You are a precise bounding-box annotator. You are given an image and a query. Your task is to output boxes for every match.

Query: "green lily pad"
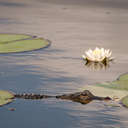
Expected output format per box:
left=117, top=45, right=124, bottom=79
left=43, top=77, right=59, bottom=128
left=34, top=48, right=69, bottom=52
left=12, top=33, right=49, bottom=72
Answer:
left=81, top=73, right=128, bottom=107
left=95, top=78, right=128, bottom=91
left=121, top=96, right=128, bottom=108
left=0, top=34, right=50, bottom=53
left=118, top=73, right=128, bottom=81
left=82, top=85, right=128, bottom=100
left=0, top=34, right=32, bottom=43
left=0, top=90, right=14, bottom=106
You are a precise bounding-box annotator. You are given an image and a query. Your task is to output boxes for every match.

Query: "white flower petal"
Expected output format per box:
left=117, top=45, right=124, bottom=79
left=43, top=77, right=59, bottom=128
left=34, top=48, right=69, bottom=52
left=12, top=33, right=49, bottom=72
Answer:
left=82, top=47, right=113, bottom=62
left=82, top=55, right=86, bottom=59
left=86, top=53, right=95, bottom=61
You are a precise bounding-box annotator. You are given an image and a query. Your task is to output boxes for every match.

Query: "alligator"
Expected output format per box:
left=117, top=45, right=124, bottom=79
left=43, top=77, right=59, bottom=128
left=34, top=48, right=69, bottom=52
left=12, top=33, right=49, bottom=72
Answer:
left=1, top=73, right=128, bottom=107
left=14, top=90, right=111, bottom=104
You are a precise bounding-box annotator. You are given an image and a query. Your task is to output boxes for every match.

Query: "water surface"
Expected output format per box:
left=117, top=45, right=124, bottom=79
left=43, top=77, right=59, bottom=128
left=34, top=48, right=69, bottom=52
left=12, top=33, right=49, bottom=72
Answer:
left=0, top=0, right=128, bottom=128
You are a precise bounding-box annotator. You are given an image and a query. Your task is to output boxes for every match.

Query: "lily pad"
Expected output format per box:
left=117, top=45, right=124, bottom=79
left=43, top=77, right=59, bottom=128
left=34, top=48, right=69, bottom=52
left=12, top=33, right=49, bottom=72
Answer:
left=0, top=90, right=14, bottom=106
left=121, top=96, right=128, bottom=108
left=95, top=77, right=128, bottom=91
left=82, top=85, right=128, bottom=100
left=0, top=34, right=32, bottom=43
left=0, top=34, right=50, bottom=53
left=81, top=73, right=128, bottom=107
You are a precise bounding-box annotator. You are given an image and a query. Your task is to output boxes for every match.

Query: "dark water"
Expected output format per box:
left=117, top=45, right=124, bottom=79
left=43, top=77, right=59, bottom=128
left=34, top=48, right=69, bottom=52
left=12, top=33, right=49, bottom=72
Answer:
left=0, top=0, right=128, bottom=128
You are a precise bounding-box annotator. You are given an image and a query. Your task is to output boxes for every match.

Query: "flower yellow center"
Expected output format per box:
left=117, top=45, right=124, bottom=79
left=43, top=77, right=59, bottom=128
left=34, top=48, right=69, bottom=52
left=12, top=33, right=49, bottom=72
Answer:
left=93, top=50, right=101, bottom=55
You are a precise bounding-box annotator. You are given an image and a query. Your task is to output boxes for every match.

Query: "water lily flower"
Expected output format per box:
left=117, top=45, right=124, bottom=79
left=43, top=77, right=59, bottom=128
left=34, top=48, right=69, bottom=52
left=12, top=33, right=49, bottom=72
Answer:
left=82, top=47, right=113, bottom=62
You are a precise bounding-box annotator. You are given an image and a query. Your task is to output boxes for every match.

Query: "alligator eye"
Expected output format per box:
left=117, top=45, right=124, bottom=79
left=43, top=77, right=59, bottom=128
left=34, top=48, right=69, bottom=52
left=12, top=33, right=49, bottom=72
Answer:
left=81, top=93, right=87, bottom=96
left=104, top=97, right=111, bottom=100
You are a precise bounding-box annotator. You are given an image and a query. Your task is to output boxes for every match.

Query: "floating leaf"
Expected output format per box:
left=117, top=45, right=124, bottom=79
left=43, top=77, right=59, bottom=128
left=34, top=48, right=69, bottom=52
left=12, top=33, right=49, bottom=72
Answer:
left=0, top=34, right=50, bottom=53
left=121, top=96, right=128, bottom=108
left=96, top=78, right=128, bottom=91
left=118, top=73, right=128, bottom=81
left=0, top=34, right=32, bottom=43
left=82, top=85, right=128, bottom=100
left=0, top=90, right=14, bottom=106
left=81, top=73, right=128, bottom=107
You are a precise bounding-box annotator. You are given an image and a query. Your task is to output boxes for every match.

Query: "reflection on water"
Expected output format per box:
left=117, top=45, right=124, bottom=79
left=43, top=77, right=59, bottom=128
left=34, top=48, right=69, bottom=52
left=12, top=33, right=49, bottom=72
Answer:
left=85, top=61, right=110, bottom=71
left=0, top=0, right=128, bottom=128
left=84, top=60, right=114, bottom=71
left=0, top=49, right=128, bottom=128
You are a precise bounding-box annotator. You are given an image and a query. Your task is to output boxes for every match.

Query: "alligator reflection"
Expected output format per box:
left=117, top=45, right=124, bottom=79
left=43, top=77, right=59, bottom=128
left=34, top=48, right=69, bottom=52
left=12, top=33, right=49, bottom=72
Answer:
left=15, top=90, right=111, bottom=105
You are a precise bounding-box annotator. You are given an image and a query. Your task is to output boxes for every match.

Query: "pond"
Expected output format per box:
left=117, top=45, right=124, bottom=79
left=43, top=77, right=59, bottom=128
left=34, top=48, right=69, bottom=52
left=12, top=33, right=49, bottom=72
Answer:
left=0, top=0, right=128, bottom=128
